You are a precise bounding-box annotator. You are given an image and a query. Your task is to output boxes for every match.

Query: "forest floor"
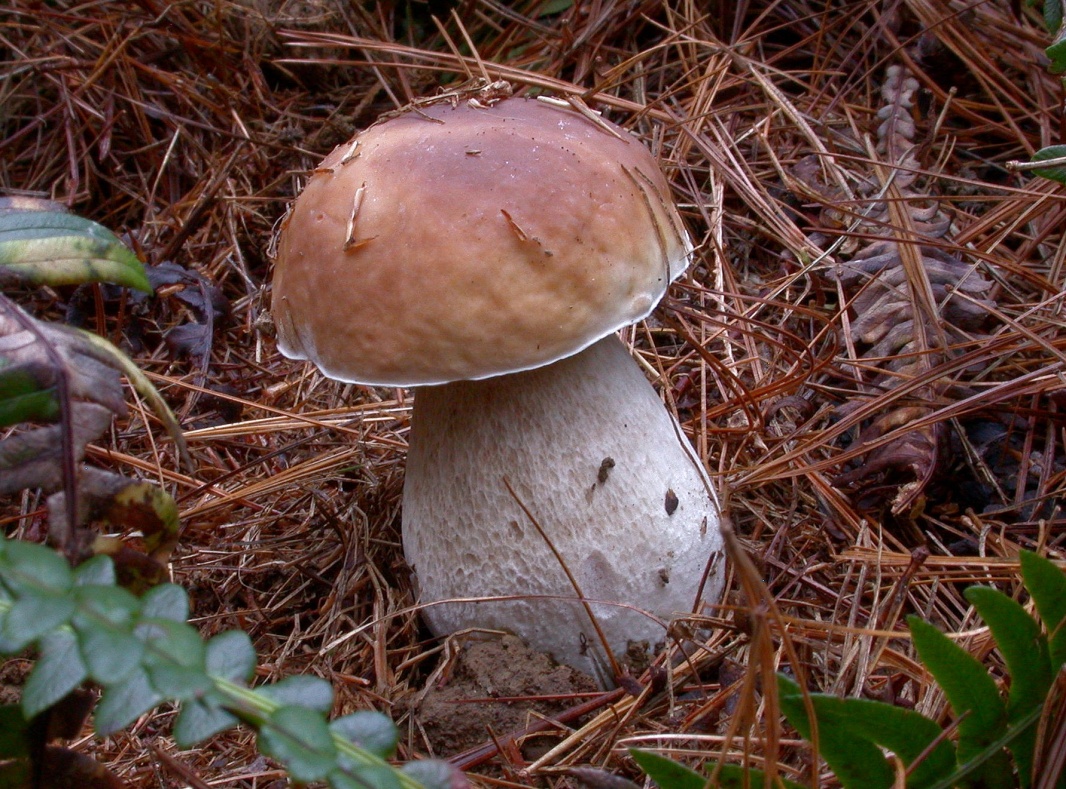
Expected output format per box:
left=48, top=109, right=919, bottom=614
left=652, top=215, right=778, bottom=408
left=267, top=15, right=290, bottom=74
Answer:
left=1, top=0, right=1064, bottom=786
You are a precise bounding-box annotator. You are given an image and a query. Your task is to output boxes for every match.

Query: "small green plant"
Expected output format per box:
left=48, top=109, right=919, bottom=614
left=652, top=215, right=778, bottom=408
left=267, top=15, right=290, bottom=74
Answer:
left=1044, top=0, right=1066, bottom=74
left=0, top=200, right=459, bottom=788
left=1009, top=2, right=1066, bottom=181
left=0, top=537, right=454, bottom=789
left=632, top=550, right=1066, bottom=789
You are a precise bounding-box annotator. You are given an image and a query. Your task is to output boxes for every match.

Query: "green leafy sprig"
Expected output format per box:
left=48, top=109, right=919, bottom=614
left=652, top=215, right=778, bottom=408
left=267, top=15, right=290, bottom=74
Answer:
left=632, top=550, right=1066, bottom=789
left=0, top=535, right=456, bottom=789
left=1008, top=2, right=1066, bottom=181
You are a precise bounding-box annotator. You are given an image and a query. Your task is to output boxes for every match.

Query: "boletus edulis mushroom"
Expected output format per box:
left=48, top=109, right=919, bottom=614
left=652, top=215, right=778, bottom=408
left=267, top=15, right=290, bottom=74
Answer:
left=271, top=83, right=724, bottom=683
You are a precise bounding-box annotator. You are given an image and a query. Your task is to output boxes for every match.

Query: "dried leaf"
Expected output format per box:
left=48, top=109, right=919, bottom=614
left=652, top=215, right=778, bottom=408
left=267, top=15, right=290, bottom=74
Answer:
left=0, top=294, right=190, bottom=473
left=47, top=468, right=178, bottom=591
left=145, top=260, right=227, bottom=319
left=37, top=746, right=130, bottom=789
left=0, top=402, right=113, bottom=495
left=806, top=65, right=997, bottom=511
left=0, top=300, right=128, bottom=419
left=164, top=321, right=213, bottom=365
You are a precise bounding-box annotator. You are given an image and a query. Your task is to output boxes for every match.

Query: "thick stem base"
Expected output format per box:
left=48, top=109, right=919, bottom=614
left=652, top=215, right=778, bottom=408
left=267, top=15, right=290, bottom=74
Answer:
left=403, top=335, right=724, bottom=682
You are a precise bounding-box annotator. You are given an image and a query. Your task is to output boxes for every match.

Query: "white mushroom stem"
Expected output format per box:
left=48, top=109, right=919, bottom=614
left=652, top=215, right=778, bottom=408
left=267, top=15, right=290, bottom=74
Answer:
left=402, top=335, right=724, bottom=683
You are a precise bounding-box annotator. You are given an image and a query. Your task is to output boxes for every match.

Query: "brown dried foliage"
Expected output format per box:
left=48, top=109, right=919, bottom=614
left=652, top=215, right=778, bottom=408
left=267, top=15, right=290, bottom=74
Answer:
left=794, top=64, right=999, bottom=515
left=1, top=0, right=1064, bottom=786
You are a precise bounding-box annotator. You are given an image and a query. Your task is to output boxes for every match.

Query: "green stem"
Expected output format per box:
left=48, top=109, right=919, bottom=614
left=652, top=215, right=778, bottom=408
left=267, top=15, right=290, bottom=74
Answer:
left=210, top=677, right=423, bottom=789
left=0, top=565, right=424, bottom=789
left=925, top=704, right=1044, bottom=789
left=73, top=327, right=192, bottom=472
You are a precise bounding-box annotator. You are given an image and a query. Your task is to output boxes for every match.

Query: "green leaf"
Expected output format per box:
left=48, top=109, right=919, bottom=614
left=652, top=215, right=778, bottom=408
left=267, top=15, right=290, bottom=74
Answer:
left=331, top=765, right=403, bottom=789
left=0, top=363, right=59, bottom=427
left=205, top=630, right=257, bottom=683
left=70, top=584, right=144, bottom=683
left=966, top=585, right=1052, bottom=788
left=258, top=675, right=334, bottom=713
left=537, top=0, right=574, bottom=15
left=331, top=710, right=399, bottom=760
left=94, top=667, right=162, bottom=735
left=629, top=749, right=706, bottom=789
left=966, top=589, right=1054, bottom=706
left=146, top=662, right=213, bottom=702
left=140, top=584, right=189, bottom=622
left=73, top=584, right=141, bottom=628
left=908, top=616, right=1013, bottom=788
left=0, top=614, right=12, bottom=655
left=0, top=705, right=29, bottom=759
left=924, top=702, right=1046, bottom=789
left=400, top=760, right=467, bottom=789
left=1049, top=26, right=1066, bottom=73
left=908, top=616, right=1006, bottom=740
left=173, top=696, right=239, bottom=748
left=777, top=675, right=894, bottom=789
left=258, top=704, right=338, bottom=783
left=75, top=622, right=144, bottom=685
left=1020, top=550, right=1066, bottom=668
left=73, top=555, right=116, bottom=587
left=1, top=591, right=76, bottom=651
left=0, top=540, right=73, bottom=596
left=137, top=618, right=209, bottom=700
left=777, top=674, right=955, bottom=787
left=0, top=210, right=151, bottom=292
left=136, top=618, right=204, bottom=661
left=1047, top=0, right=1065, bottom=35
left=22, top=630, right=88, bottom=718
left=712, top=764, right=807, bottom=789
left=1030, top=145, right=1066, bottom=183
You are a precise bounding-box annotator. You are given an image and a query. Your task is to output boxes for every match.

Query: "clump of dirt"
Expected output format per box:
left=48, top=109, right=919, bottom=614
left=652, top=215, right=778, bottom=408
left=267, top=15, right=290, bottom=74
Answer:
left=410, top=634, right=599, bottom=759
left=0, top=660, right=29, bottom=707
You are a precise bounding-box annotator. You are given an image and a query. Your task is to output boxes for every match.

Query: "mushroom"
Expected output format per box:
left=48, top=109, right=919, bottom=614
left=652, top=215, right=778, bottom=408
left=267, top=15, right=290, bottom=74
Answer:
left=272, top=86, right=724, bottom=682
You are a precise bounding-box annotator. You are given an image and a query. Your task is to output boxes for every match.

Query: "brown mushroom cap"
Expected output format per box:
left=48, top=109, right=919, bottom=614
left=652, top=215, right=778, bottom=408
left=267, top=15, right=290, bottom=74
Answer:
left=272, top=94, right=691, bottom=386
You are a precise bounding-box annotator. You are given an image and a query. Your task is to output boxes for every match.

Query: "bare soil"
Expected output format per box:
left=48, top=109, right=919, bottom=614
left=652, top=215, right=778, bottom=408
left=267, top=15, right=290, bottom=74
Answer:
left=407, top=634, right=599, bottom=759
